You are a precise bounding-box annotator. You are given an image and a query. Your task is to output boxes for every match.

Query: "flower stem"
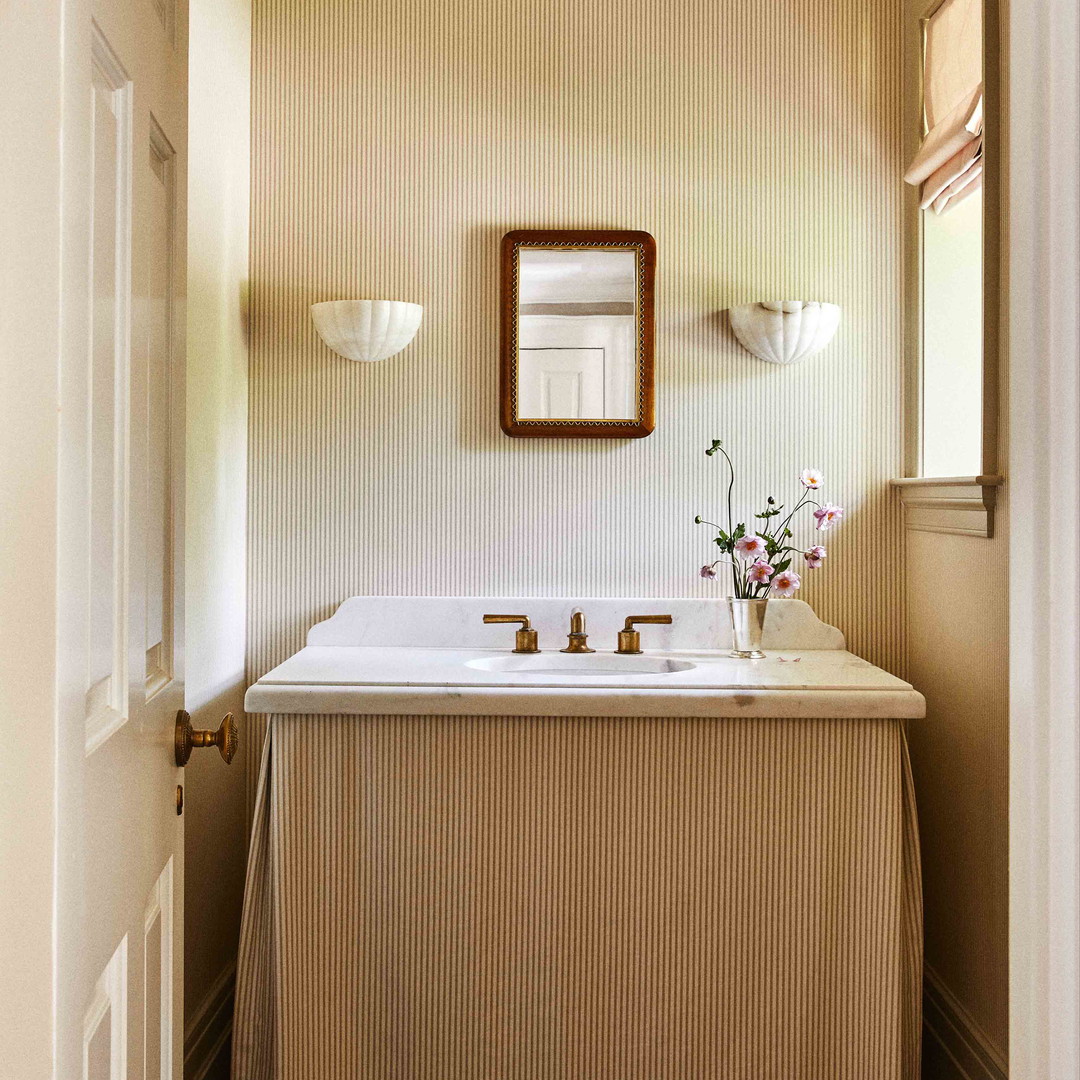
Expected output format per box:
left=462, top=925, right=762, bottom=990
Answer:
left=776, top=489, right=811, bottom=537
left=714, top=444, right=739, bottom=597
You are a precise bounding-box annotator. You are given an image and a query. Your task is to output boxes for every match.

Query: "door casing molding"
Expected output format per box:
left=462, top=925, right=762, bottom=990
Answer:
left=1008, top=0, right=1080, bottom=1073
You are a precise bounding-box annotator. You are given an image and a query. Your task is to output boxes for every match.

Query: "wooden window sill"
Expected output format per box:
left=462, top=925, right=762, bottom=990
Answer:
left=890, top=475, right=1004, bottom=538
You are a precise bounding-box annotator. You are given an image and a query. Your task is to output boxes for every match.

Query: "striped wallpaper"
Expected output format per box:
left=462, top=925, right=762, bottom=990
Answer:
left=248, top=0, right=905, bottom=686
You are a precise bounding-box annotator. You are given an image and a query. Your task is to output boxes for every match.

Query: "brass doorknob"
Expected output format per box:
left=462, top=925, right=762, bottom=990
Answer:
left=175, top=710, right=238, bottom=767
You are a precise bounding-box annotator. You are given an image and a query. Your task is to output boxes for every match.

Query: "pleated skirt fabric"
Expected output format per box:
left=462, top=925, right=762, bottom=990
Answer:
left=233, top=715, right=922, bottom=1080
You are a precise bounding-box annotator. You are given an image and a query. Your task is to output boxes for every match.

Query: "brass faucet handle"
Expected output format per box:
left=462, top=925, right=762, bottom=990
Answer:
left=622, top=615, right=673, bottom=630
left=616, top=614, right=674, bottom=654
left=482, top=614, right=540, bottom=654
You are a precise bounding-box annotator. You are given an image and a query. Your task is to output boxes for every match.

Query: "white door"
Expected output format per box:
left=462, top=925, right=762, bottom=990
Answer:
left=517, top=347, right=605, bottom=418
left=57, top=0, right=189, bottom=1076
left=517, top=314, right=638, bottom=419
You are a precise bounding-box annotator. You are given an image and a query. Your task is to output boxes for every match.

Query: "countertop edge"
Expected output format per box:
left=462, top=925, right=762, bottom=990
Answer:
left=244, top=684, right=927, bottom=720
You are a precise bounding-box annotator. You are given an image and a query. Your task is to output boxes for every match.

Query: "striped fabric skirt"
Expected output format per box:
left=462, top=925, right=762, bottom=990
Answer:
left=233, top=714, right=922, bottom=1080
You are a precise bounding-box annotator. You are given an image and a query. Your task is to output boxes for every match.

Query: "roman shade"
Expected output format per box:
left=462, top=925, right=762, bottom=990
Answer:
left=905, top=0, right=983, bottom=214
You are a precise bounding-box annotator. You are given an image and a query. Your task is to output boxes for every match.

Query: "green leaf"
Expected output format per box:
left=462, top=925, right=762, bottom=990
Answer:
left=774, top=558, right=792, bottom=574
left=733, top=523, right=746, bottom=540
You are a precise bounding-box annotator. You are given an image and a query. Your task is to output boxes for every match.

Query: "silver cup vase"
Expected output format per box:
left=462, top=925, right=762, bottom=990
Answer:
left=726, top=597, right=768, bottom=659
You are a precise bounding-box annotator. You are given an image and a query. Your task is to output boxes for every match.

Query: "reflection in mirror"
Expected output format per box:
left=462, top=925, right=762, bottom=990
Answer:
left=500, top=231, right=655, bottom=439
left=517, top=248, right=638, bottom=421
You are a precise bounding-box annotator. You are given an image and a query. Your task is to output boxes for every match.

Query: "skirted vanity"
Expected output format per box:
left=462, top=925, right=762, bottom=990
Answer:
left=233, top=597, right=924, bottom=1080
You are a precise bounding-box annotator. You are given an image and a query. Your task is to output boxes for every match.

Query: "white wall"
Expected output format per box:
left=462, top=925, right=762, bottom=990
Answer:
left=0, top=3, right=63, bottom=1076
left=906, top=514, right=1009, bottom=1074
left=1008, top=0, right=1080, bottom=1073
left=184, top=0, right=250, bottom=1072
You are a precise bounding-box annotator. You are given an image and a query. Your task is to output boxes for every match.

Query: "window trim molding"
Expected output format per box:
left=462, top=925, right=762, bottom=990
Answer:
left=891, top=474, right=1004, bottom=538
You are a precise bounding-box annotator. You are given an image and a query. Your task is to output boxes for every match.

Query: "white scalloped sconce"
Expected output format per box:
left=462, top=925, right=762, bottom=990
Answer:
left=728, top=300, right=841, bottom=365
left=310, top=299, right=423, bottom=362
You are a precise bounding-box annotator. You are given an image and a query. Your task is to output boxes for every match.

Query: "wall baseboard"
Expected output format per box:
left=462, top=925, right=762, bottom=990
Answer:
left=184, top=961, right=236, bottom=1080
left=923, top=967, right=1008, bottom=1080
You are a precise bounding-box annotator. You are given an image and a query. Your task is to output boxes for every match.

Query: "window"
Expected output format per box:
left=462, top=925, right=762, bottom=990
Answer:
left=921, top=184, right=982, bottom=477
left=894, top=0, right=1001, bottom=536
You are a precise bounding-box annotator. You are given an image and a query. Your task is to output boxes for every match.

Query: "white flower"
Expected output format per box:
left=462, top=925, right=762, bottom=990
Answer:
left=771, top=570, right=802, bottom=598
left=747, top=559, right=775, bottom=584
left=813, top=503, right=844, bottom=531
left=734, top=534, right=768, bottom=561
left=800, top=468, right=824, bottom=490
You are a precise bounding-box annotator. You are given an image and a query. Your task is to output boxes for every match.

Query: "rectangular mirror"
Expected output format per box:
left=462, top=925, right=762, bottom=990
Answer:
left=500, top=230, right=655, bottom=438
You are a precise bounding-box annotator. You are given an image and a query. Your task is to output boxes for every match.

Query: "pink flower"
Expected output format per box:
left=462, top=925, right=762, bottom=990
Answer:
left=800, top=468, right=824, bottom=490
left=734, top=534, right=768, bottom=561
left=804, top=545, right=826, bottom=569
left=747, top=559, right=775, bottom=584
left=771, top=570, right=802, bottom=598
left=700, top=564, right=718, bottom=579
left=813, top=503, right=844, bottom=531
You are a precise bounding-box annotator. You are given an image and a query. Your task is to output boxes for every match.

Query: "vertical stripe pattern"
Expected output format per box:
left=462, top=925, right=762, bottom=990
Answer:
left=244, top=2, right=915, bottom=1075
left=234, top=715, right=922, bottom=1080
left=247, top=0, right=907, bottom=753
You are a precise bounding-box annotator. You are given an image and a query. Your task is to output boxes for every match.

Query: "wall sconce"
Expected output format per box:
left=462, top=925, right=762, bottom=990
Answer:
left=728, top=300, right=841, bottom=365
left=310, top=299, right=423, bottom=362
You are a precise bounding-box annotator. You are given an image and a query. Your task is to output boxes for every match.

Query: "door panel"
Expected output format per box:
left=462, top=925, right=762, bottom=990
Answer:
left=86, top=28, right=133, bottom=756
left=518, top=348, right=604, bottom=418
left=65, top=0, right=188, bottom=1076
left=143, top=119, right=178, bottom=699
left=83, top=939, right=128, bottom=1080
left=143, top=859, right=174, bottom=1080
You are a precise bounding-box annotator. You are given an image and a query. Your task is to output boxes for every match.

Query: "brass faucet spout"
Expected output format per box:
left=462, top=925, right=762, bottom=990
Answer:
left=561, top=607, right=595, bottom=654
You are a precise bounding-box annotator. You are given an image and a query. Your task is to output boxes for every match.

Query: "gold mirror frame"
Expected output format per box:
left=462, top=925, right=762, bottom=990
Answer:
left=499, top=229, right=656, bottom=439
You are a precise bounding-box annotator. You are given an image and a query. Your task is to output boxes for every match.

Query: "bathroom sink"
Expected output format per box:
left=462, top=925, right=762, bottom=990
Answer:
left=466, top=654, right=697, bottom=676
left=245, top=598, right=926, bottom=719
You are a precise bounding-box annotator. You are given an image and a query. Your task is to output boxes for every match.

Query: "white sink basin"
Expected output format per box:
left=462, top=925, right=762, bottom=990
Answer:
left=466, top=654, right=697, bottom=676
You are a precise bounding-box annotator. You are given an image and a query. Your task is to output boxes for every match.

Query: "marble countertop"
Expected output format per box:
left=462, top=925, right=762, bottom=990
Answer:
left=245, top=596, right=924, bottom=719
left=245, top=644, right=925, bottom=719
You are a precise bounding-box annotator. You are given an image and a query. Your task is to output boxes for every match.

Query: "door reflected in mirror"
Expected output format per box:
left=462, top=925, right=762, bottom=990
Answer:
left=500, top=231, right=655, bottom=438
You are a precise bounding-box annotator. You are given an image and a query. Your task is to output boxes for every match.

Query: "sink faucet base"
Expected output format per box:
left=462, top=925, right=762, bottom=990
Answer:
left=560, top=608, right=595, bottom=653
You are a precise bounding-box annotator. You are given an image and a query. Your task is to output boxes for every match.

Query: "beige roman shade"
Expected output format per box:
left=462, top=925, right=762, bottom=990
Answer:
left=905, top=0, right=983, bottom=214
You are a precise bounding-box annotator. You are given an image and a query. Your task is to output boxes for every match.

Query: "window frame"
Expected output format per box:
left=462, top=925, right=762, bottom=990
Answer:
left=894, top=0, right=1003, bottom=538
